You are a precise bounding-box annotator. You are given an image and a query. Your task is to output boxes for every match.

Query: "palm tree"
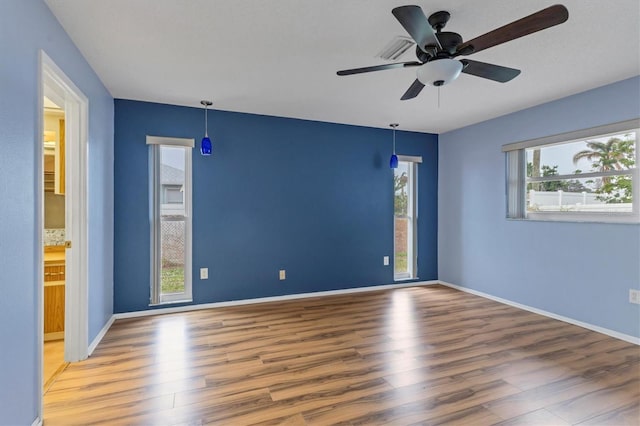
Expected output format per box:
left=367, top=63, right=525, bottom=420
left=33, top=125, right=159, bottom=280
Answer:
left=530, top=148, right=541, bottom=191
left=572, top=137, right=633, bottom=171
left=572, top=137, right=635, bottom=184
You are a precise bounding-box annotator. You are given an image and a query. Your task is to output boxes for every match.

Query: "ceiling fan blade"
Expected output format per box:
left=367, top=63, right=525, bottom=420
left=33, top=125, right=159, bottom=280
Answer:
left=456, top=4, right=568, bottom=56
left=392, top=6, right=441, bottom=52
left=337, top=61, right=420, bottom=76
left=401, top=79, right=425, bottom=100
left=460, top=60, right=521, bottom=83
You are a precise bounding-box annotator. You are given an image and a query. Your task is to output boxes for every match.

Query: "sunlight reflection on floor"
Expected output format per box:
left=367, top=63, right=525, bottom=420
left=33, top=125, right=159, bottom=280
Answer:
left=384, top=290, right=423, bottom=379
left=155, top=316, right=188, bottom=383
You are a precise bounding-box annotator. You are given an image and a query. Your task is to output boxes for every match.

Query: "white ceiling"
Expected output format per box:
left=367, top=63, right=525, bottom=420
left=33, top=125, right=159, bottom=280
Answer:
left=45, top=0, right=639, bottom=134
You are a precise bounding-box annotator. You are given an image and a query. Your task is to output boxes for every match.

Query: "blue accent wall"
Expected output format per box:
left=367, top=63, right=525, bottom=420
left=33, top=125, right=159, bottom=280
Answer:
left=0, top=0, right=114, bottom=424
left=114, top=100, right=438, bottom=313
left=439, top=76, right=640, bottom=339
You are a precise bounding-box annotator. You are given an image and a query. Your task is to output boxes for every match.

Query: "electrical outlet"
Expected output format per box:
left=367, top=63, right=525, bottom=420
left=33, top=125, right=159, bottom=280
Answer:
left=279, top=269, right=286, bottom=280
left=383, top=256, right=390, bottom=266
left=200, top=268, right=208, bottom=280
left=629, top=289, right=640, bottom=305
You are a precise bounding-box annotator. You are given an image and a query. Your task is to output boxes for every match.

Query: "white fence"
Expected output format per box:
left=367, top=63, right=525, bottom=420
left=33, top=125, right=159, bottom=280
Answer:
left=528, top=190, right=632, bottom=212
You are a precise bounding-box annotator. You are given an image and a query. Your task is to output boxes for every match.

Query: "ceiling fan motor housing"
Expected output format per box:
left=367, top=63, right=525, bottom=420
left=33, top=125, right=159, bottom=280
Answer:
left=416, top=58, right=463, bottom=86
left=435, top=32, right=463, bottom=54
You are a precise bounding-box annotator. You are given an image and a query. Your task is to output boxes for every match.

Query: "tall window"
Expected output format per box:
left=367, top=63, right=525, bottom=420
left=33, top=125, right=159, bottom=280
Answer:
left=148, top=136, right=193, bottom=304
left=394, top=156, right=421, bottom=280
left=504, top=119, right=639, bottom=223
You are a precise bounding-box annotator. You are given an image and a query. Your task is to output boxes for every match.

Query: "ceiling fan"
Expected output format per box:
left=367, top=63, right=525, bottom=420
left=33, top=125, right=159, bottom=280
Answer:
left=337, top=4, right=569, bottom=100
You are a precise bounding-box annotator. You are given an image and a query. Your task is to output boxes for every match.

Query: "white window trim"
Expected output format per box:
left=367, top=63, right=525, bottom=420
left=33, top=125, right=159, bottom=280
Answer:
left=147, top=136, right=194, bottom=305
left=504, top=119, right=640, bottom=224
left=502, top=119, right=640, bottom=152
left=397, top=154, right=423, bottom=163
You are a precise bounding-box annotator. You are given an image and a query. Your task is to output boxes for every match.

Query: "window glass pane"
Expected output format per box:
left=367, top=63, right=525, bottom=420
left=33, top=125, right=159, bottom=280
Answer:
left=394, top=161, right=416, bottom=280
left=526, top=131, right=636, bottom=177
left=161, top=218, right=185, bottom=294
left=528, top=177, right=633, bottom=213
left=160, top=146, right=186, bottom=296
left=394, top=163, right=409, bottom=278
left=524, top=131, right=636, bottom=217
left=506, top=123, right=638, bottom=223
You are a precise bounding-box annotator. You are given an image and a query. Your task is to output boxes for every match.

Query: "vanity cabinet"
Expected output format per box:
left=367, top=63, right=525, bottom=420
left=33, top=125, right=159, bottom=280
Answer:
left=44, top=247, right=65, bottom=340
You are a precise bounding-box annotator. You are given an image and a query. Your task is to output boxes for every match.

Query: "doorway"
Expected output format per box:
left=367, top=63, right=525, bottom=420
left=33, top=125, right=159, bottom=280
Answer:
left=39, top=51, right=89, bottom=407
left=42, top=97, right=67, bottom=389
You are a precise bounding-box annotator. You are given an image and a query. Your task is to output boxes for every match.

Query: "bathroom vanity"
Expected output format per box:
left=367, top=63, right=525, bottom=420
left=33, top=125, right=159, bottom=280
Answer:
left=44, top=245, right=65, bottom=341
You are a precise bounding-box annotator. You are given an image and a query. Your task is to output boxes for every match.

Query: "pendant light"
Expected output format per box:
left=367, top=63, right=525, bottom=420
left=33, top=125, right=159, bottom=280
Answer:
left=200, top=100, right=213, bottom=156
left=389, top=123, right=399, bottom=169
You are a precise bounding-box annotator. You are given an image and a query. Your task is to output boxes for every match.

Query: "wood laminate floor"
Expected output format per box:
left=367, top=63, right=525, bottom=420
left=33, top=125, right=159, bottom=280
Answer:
left=43, top=339, right=67, bottom=392
left=43, top=285, right=639, bottom=425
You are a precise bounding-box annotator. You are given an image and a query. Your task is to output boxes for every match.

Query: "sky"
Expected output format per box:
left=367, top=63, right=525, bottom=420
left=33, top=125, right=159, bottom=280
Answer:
left=161, top=146, right=186, bottom=171
left=526, top=131, right=636, bottom=176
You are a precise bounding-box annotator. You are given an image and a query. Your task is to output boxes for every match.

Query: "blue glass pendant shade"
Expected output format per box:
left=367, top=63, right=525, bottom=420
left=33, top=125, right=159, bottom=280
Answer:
left=390, top=154, right=398, bottom=168
left=201, top=136, right=212, bottom=156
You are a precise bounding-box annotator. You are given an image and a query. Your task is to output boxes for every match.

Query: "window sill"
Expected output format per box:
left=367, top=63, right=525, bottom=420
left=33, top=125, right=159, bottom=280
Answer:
left=394, top=276, right=420, bottom=282
left=507, top=214, right=639, bottom=225
left=149, top=299, right=193, bottom=307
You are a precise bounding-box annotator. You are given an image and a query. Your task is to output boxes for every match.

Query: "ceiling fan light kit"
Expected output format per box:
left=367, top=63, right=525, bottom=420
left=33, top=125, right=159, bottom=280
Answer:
left=416, top=58, right=463, bottom=87
left=337, top=4, right=569, bottom=100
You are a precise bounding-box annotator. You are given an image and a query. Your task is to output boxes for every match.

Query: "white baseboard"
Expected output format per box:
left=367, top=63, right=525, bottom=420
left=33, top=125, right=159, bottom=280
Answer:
left=114, top=281, right=439, bottom=320
left=438, top=280, right=640, bottom=345
left=88, top=314, right=115, bottom=356
left=31, top=416, right=42, bottom=426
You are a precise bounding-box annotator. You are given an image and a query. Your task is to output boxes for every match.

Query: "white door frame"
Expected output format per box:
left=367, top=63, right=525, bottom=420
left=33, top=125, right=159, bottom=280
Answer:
left=38, top=50, right=89, bottom=412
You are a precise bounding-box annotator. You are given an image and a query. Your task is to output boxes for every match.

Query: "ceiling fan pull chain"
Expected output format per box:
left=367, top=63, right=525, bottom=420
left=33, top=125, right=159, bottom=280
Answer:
left=438, top=86, right=441, bottom=108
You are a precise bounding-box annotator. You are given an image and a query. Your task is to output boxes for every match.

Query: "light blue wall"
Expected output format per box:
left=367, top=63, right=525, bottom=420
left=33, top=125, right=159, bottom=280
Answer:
left=439, top=76, right=640, bottom=339
left=0, top=1, right=113, bottom=424
left=114, top=100, right=438, bottom=313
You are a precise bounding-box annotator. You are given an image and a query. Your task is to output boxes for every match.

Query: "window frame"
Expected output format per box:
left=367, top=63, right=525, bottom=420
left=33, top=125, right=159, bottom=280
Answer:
left=394, top=155, right=421, bottom=281
left=147, top=136, right=193, bottom=305
left=503, top=119, right=639, bottom=224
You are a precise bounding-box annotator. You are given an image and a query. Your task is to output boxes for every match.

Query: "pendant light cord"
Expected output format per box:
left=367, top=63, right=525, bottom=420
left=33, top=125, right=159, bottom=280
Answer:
left=390, top=123, right=399, bottom=154
left=393, top=127, right=396, bottom=154
left=201, top=100, right=213, bottom=138
left=204, top=105, right=209, bottom=137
